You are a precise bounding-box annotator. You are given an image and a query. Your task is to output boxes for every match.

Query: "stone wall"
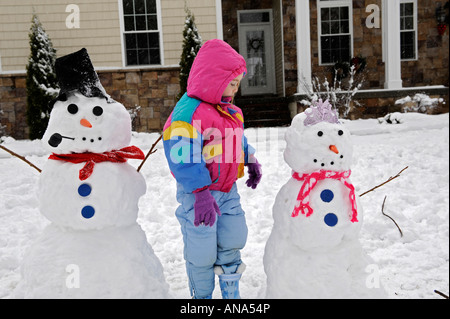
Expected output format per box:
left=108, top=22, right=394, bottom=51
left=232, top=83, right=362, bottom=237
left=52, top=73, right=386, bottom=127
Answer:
left=309, top=0, right=449, bottom=89
left=0, top=67, right=181, bottom=139
left=0, top=75, right=28, bottom=139
left=97, top=67, right=180, bottom=132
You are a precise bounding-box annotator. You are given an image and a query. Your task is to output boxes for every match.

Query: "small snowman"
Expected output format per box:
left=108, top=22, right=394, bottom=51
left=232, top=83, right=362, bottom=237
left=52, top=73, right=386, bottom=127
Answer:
left=264, top=100, right=386, bottom=299
left=15, top=48, right=169, bottom=298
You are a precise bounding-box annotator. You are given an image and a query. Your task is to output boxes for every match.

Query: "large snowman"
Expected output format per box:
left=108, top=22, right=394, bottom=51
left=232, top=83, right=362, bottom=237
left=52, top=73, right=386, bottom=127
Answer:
left=15, top=49, right=169, bottom=298
left=264, top=100, right=386, bottom=299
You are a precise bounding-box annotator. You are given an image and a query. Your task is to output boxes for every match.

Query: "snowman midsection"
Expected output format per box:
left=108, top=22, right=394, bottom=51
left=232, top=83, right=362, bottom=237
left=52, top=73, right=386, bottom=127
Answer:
left=39, top=160, right=146, bottom=230
left=276, top=178, right=361, bottom=251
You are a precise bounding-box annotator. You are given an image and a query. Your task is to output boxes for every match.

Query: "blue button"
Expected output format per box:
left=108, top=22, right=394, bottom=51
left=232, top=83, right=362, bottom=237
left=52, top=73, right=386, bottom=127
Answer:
left=78, top=183, right=92, bottom=197
left=81, top=206, right=95, bottom=219
left=320, top=189, right=334, bottom=202
left=324, top=213, right=338, bottom=227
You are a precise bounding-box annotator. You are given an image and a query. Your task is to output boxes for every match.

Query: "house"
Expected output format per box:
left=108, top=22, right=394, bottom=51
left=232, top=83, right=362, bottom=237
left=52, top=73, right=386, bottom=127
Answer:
left=0, top=0, right=448, bottom=139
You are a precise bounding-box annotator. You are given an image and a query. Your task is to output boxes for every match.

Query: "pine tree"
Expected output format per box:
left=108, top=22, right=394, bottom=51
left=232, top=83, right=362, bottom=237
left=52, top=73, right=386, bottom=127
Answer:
left=26, top=14, right=59, bottom=140
left=177, top=7, right=202, bottom=101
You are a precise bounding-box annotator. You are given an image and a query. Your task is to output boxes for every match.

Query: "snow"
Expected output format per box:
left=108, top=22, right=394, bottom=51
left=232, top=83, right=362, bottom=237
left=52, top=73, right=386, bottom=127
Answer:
left=0, top=112, right=449, bottom=299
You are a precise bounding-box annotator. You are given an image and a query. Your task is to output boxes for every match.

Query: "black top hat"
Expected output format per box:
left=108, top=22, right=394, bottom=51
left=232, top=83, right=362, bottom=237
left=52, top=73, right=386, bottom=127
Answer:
left=55, top=48, right=110, bottom=101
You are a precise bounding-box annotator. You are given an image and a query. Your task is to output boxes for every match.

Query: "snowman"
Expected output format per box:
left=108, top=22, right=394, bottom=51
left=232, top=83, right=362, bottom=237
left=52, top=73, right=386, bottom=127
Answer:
left=14, top=48, right=169, bottom=298
left=263, top=100, right=386, bottom=299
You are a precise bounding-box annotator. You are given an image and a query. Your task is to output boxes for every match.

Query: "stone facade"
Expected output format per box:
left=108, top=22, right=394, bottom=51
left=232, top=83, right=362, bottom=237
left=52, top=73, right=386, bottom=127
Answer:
left=97, top=67, right=180, bottom=132
left=0, top=75, right=28, bottom=140
left=1, top=67, right=180, bottom=139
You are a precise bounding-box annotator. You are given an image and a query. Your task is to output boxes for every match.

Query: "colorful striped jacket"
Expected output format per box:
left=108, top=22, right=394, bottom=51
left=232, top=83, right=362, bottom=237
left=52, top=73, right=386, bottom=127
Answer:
left=163, top=39, right=255, bottom=193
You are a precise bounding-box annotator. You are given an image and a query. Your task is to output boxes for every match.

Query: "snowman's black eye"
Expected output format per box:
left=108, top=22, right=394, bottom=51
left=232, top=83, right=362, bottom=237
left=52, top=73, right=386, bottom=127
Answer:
left=338, top=130, right=344, bottom=136
left=317, top=131, right=323, bottom=137
left=67, top=104, right=78, bottom=114
left=93, top=106, right=103, bottom=116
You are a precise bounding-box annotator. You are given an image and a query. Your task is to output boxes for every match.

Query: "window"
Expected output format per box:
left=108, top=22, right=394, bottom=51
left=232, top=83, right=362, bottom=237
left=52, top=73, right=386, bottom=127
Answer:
left=400, top=0, right=417, bottom=60
left=121, top=0, right=161, bottom=66
left=318, top=0, right=353, bottom=65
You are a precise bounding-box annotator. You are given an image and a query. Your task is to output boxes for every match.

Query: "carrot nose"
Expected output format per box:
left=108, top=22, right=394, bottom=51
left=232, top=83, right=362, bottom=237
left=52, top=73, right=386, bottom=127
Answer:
left=329, top=145, right=339, bottom=154
left=80, top=118, right=92, bottom=128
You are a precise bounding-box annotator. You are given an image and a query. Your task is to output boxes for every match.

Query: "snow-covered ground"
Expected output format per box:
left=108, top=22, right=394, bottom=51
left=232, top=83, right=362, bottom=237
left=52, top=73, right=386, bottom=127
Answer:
left=0, top=112, right=448, bottom=299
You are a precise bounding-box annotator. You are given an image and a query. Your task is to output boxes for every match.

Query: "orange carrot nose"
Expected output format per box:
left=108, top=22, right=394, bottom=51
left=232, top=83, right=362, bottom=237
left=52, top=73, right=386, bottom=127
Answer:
left=80, top=118, right=92, bottom=128
left=329, top=145, right=339, bottom=154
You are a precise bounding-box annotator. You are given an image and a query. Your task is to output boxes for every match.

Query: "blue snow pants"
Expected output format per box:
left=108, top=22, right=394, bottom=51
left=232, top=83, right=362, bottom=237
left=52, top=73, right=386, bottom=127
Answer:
left=175, top=183, right=248, bottom=299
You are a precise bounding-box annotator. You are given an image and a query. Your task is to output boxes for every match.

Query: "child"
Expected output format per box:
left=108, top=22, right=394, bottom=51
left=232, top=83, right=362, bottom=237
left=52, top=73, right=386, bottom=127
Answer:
left=163, top=39, right=262, bottom=299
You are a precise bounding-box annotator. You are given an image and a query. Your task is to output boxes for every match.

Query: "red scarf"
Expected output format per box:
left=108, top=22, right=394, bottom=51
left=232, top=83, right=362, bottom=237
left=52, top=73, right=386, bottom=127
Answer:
left=48, top=146, right=145, bottom=181
left=291, top=170, right=358, bottom=223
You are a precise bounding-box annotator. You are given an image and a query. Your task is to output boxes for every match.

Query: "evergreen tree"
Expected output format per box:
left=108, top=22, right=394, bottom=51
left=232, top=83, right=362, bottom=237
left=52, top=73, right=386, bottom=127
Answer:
left=26, top=14, right=59, bottom=140
left=177, top=7, right=202, bottom=101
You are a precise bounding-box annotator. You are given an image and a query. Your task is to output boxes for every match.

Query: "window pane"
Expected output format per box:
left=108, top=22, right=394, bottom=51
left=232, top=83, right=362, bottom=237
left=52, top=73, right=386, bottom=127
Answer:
left=330, top=7, right=339, bottom=20
left=331, top=21, right=340, bottom=34
left=146, top=0, right=156, bottom=13
left=340, top=6, right=349, bottom=20
left=134, top=0, right=145, bottom=14
left=321, top=8, right=330, bottom=21
left=126, top=49, right=138, bottom=65
left=124, top=16, right=135, bottom=31
left=240, top=11, right=270, bottom=24
left=148, top=32, right=159, bottom=48
left=150, top=48, right=160, bottom=64
left=322, top=21, right=330, bottom=35
left=340, top=20, right=349, bottom=33
left=138, top=49, right=149, bottom=65
left=401, top=31, right=415, bottom=59
left=404, top=3, right=413, bottom=16
left=147, top=15, right=158, bottom=30
left=123, top=0, right=133, bottom=15
left=321, top=36, right=330, bottom=50
left=135, top=15, right=147, bottom=30
left=125, top=33, right=137, bottom=49
left=404, top=17, right=414, bottom=30
left=137, top=33, right=148, bottom=48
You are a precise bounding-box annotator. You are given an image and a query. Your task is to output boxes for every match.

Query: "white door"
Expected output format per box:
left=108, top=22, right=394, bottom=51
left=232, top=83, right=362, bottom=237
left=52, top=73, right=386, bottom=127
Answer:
left=238, top=10, right=276, bottom=96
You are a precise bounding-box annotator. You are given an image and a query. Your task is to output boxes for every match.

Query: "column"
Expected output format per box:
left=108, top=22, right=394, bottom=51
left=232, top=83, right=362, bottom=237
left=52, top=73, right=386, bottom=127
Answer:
left=295, top=0, right=312, bottom=94
left=383, top=0, right=403, bottom=89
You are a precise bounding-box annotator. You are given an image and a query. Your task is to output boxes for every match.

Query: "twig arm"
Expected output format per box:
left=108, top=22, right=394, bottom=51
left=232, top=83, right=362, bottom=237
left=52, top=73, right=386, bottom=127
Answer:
left=381, top=196, right=403, bottom=237
left=0, top=144, right=42, bottom=173
left=359, top=166, right=408, bottom=197
left=137, top=134, right=162, bottom=172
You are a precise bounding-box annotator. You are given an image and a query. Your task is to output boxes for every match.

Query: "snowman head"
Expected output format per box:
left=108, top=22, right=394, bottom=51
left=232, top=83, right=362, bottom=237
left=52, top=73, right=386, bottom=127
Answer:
left=42, top=48, right=132, bottom=154
left=284, top=100, right=353, bottom=174
left=42, top=92, right=131, bottom=154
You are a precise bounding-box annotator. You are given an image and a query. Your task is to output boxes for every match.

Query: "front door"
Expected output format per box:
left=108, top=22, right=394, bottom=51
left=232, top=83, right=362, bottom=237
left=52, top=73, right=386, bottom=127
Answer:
left=238, top=10, right=276, bottom=96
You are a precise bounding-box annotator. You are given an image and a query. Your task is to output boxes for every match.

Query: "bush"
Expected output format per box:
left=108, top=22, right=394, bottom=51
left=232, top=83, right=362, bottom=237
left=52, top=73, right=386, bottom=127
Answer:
left=26, top=14, right=59, bottom=140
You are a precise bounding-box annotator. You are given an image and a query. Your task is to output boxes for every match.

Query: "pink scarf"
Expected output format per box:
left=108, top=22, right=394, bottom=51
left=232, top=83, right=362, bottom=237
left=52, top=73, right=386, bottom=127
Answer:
left=291, top=170, right=358, bottom=223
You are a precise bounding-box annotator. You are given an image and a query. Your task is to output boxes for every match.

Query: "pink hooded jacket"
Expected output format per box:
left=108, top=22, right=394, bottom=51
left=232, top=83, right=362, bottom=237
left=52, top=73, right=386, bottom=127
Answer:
left=163, top=39, right=255, bottom=193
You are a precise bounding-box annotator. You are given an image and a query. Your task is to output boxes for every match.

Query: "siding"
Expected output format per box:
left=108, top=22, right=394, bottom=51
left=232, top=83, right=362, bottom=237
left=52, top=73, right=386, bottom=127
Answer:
left=0, top=0, right=219, bottom=72
left=0, top=0, right=123, bottom=72
left=160, top=0, right=217, bottom=66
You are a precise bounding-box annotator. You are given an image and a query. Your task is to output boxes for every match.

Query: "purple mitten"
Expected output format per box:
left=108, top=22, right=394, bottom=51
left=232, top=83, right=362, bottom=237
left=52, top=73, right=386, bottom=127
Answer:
left=246, top=159, right=262, bottom=189
left=194, top=188, right=221, bottom=227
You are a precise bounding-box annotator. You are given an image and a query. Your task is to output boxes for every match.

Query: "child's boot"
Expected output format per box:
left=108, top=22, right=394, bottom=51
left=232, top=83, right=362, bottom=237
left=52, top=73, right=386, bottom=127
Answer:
left=214, top=263, right=246, bottom=299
